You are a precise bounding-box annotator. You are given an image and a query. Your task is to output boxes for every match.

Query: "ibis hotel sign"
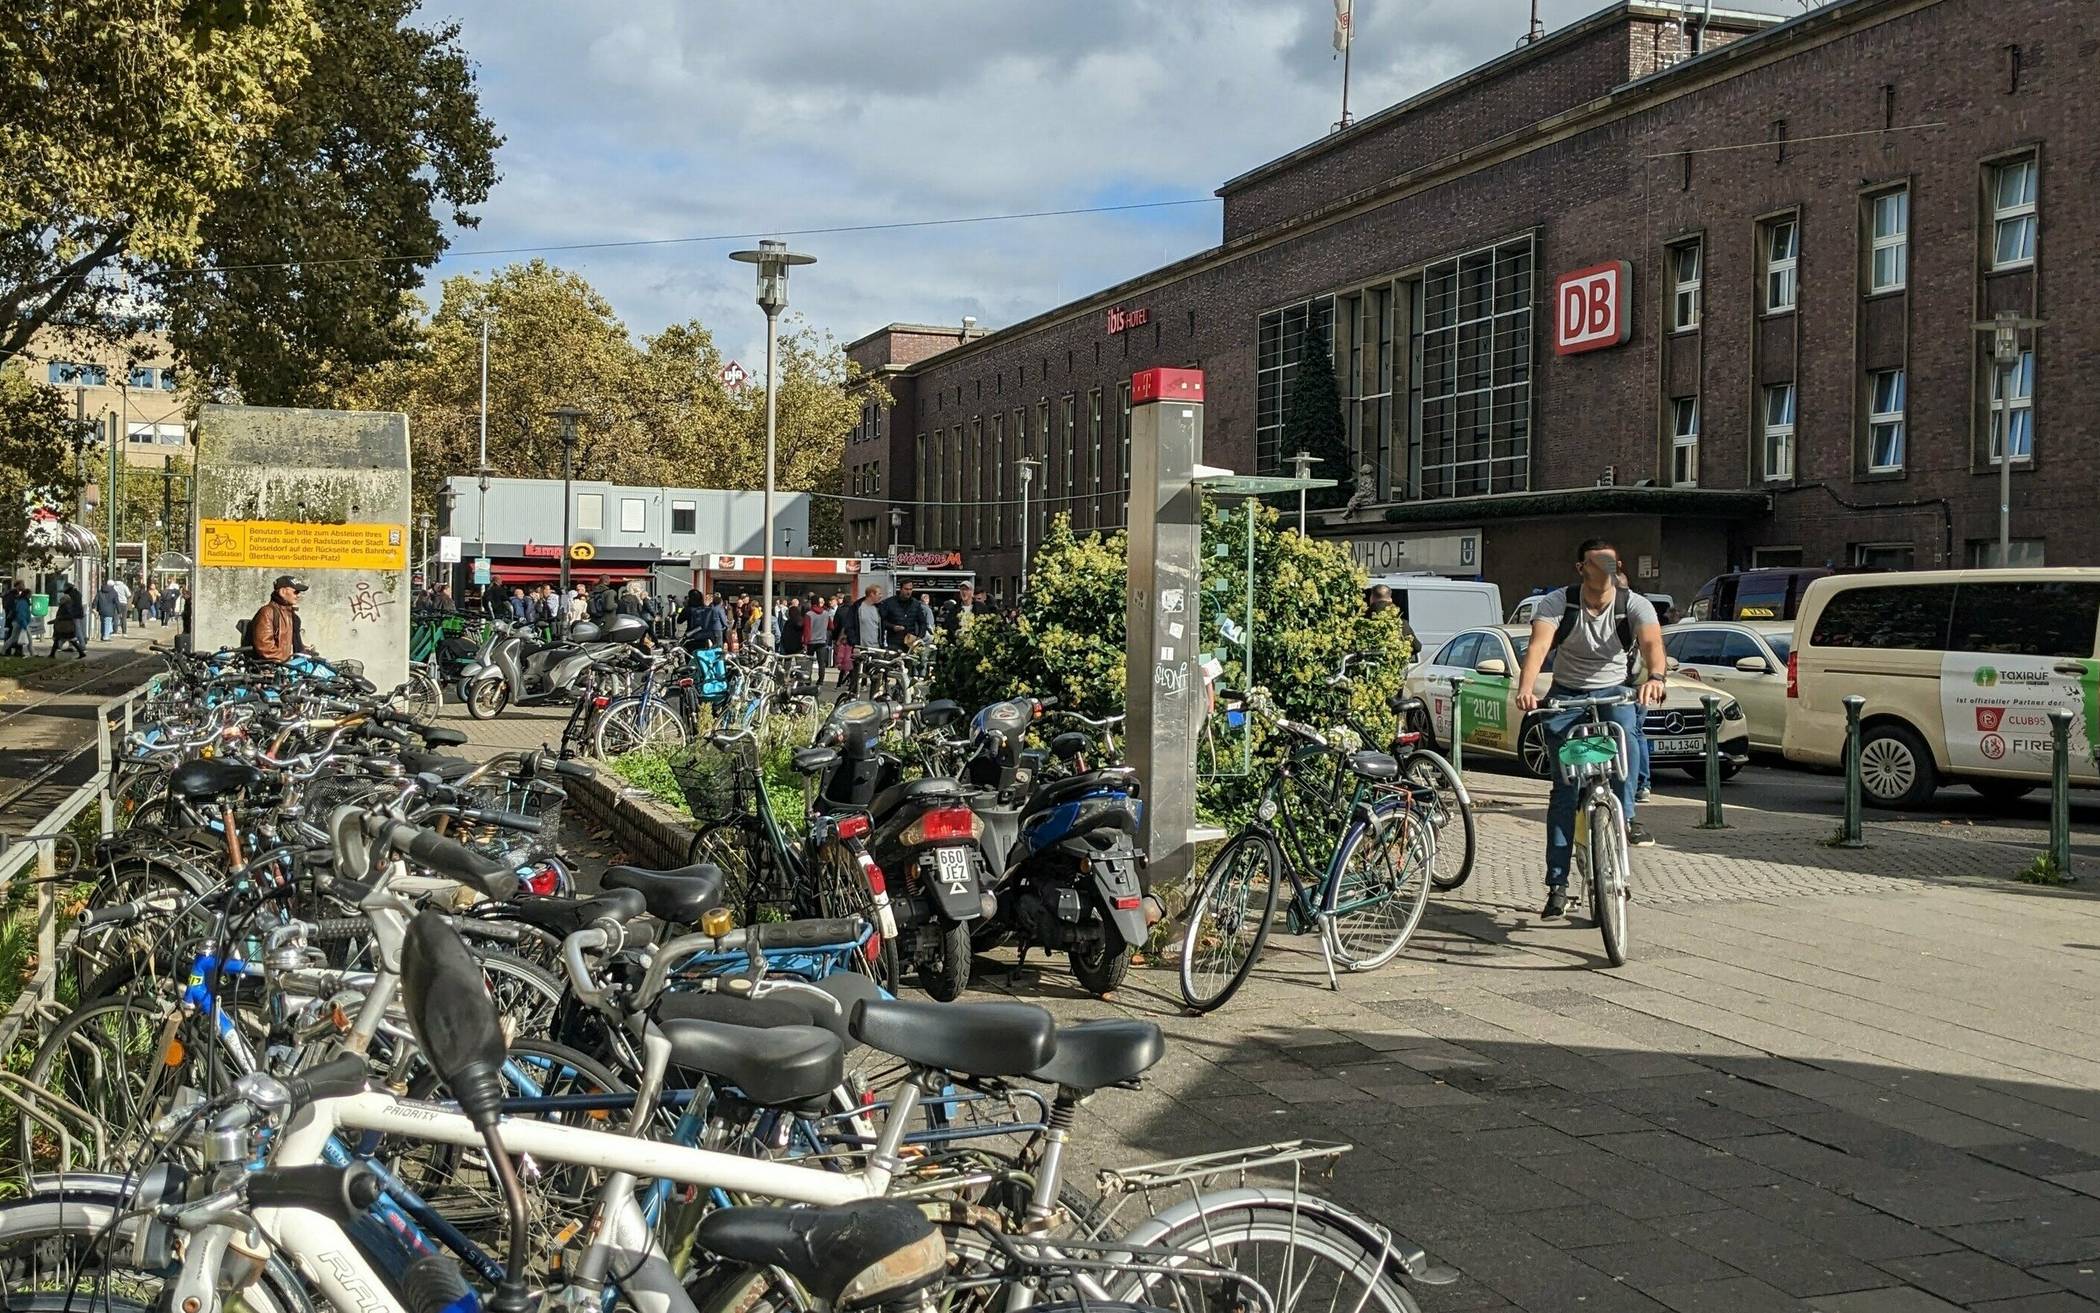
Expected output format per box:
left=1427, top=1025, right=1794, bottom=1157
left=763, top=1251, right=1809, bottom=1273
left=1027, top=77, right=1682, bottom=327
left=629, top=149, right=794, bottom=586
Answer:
left=1553, top=261, right=1632, bottom=355
left=1105, top=305, right=1150, bottom=336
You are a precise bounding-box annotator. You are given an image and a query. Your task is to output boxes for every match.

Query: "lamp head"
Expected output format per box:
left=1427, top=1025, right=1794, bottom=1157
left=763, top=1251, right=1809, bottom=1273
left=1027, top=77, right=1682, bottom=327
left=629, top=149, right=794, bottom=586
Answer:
left=730, top=240, right=816, bottom=317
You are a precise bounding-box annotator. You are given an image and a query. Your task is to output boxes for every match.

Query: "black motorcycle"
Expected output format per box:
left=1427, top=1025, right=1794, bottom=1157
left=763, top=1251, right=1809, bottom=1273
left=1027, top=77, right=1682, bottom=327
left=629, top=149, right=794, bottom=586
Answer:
left=963, top=696, right=1148, bottom=997
left=801, top=697, right=991, bottom=1000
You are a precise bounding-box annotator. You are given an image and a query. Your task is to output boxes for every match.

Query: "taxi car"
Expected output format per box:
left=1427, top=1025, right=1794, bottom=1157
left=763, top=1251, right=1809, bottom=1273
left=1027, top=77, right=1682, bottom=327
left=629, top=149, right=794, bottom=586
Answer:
left=1661, top=620, right=1792, bottom=752
left=1404, top=624, right=1752, bottom=778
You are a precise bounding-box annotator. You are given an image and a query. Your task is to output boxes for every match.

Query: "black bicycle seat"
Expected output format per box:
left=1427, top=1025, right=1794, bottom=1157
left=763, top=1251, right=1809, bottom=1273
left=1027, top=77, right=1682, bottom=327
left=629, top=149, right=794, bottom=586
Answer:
left=694, top=1201, right=942, bottom=1309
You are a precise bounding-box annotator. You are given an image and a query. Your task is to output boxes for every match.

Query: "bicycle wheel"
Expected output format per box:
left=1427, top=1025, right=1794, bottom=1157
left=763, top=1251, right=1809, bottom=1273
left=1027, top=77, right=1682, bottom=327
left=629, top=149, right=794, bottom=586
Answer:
left=0, top=1192, right=315, bottom=1313
left=592, top=698, right=691, bottom=758
left=811, top=841, right=901, bottom=991
left=1115, top=1200, right=1420, bottom=1313
left=1589, top=800, right=1631, bottom=967
left=1177, top=832, right=1280, bottom=1014
left=15, top=992, right=200, bottom=1176
left=1323, top=805, right=1431, bottom=972
left=1401, top=751, right=1475, bottom=891
left=478, top=949, right=566, bottom=1033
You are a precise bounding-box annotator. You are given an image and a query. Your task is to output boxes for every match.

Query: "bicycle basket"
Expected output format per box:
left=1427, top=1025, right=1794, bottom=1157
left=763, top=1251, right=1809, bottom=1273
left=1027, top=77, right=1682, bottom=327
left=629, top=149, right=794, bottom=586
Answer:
left=1554, top=724, right=1627, bottom=785
left=668, top=740, right=752, bottom=821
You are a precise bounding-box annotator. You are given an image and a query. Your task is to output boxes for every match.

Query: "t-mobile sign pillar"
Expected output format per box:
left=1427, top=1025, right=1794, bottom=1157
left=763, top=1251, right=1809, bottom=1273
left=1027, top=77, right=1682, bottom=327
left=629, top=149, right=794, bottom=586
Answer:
left=1124, top=368, right=1205, bottom=893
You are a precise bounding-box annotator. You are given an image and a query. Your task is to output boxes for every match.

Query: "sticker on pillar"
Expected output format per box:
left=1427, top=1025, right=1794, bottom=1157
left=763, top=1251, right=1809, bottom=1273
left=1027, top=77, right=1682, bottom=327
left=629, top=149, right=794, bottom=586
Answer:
left=1161, top=588, right=1185, bottom=614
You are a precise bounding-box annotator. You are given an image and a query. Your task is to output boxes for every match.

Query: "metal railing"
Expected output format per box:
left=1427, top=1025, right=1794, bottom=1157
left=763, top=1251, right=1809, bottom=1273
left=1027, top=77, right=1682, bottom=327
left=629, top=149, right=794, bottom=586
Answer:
left=0, top=673, right=161, bottom=1053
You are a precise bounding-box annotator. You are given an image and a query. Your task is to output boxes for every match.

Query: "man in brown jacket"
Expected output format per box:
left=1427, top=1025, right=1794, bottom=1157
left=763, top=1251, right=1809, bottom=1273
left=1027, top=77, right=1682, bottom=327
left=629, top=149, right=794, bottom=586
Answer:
left=249, top=575, right=313, bottom=662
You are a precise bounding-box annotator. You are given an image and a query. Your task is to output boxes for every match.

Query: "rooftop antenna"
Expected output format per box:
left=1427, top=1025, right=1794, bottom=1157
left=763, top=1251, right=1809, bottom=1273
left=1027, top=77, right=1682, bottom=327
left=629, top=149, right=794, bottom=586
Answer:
left=1520, top=0, right=1545, bottom=44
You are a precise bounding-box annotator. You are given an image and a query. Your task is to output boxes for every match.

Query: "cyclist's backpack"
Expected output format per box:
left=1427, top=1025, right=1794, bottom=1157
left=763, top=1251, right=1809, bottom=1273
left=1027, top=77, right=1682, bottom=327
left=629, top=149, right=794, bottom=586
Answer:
left=694, top=647, right=730, bottom=699
left=1547, top=588, right=1637, bottom=684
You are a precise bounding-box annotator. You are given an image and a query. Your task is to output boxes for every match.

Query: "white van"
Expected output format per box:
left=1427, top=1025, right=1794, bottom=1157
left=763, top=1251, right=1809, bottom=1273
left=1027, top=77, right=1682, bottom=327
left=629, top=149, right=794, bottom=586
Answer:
left=1782, top=569, right=2100, bottom=807
left=1366, top=574, right=1503, bottom=663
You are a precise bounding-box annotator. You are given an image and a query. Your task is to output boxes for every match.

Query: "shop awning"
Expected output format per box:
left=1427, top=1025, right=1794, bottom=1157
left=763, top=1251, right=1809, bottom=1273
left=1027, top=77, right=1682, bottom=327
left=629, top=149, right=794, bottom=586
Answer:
left=490, top=562, right=653, bottom=584
left=23, top=518, right=99, bottom=557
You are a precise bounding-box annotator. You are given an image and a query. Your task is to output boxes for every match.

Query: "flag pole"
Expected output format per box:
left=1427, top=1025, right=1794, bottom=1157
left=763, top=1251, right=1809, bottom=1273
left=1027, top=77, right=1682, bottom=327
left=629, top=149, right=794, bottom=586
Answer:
left=1335, top=0, right=1355, bottom=130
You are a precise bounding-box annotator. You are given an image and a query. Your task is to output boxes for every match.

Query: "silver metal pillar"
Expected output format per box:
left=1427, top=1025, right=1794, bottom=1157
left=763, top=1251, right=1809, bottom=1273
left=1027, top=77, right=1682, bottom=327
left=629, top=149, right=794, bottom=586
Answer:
left=1124, top=369, right=1206, bottom=892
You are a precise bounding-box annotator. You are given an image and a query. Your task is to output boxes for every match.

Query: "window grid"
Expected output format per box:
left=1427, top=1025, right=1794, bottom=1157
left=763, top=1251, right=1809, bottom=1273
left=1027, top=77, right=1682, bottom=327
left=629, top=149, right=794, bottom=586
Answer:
left=1670, top=396, right=1700, bottom=487
left=1255, top=297, right=1336, bottom=475
left=1336, top=281, right=1399, bottom=500
left=1415, top=235, right=1534, bottom=499
left=1671, top=241, right=1702, bottom=332
left=1868, top=369, right=1906, bottom=472
left=1869, top=189, right=1909, bottom=293
left=1988, top=350, right=2034, bottom=465
left=1991, top=156, right=2037, bottom=269
left=1764, top=217, right=1798, bottom=314
left=915, top=433, right=928, bottom=547
left=1087, top=389, right=1103, bottom=528
left=1762, top=383, right=1796, bottom=482
left=1061, top=397, right=1078, bottom=524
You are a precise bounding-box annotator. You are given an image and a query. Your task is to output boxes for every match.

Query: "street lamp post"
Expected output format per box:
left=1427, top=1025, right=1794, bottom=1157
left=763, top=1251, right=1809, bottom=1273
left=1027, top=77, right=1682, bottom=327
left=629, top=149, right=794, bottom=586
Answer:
left=887, top=505, right=905, bottom=551
left=1015, top=458, right=1042, bottom=594
left=477, top=315, right=493, bottom=563
left=550, top=407, right=585, bottom=635
left=1288, top=451, right=1321, bottom=535
left=1972, top=312, right=2045, bottom=565
left=417, top=512, right=432, bottom=586
left=729, top=240, right=816, bottom=621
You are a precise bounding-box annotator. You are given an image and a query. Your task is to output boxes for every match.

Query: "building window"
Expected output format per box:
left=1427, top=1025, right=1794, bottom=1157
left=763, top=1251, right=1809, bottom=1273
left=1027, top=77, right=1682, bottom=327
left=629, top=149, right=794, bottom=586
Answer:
left=970, top=417, right=985, bottom=548
left=1868, top=369, right=1906, bottom=472
left=47, top=362, right=108, bottom=387
left=127, top=422, right=157, bottom=445
left=1763, top=217, right=1799, bottom=314
left=1852, top=542, right=1915, bottom=570
left=1337, top=279, right=1398, bottom=499
left=1869, top=188, right=1908, bottom=292
left=1061, top=396, right=1077, bottom=518
left=1255, top=296, right=1336, bottom=474
left=1118, top=383, right=1133, bottom=498
left=161, top=368, right=177, bottom=391
left=1988, top=349, right=2034, bottom=465
left=619, top=497, right=645, bottom=533
left=1967, top=538, right=2045, bottom=568
left=915, top=433, right=928, bottom=546
left=127, top=366, right=157, bottom=388
left=671, top=501, right=695, bottom=534
left=1670, top=396, right=1699, bottom=487
left=1751, top=546, right=1804, bottom=567
left=577, top=493, right=603, bottom=532
left=1087, top=389, right=1103, bottom=525
left=1416, top=234, right=1534, bottom=498
left=1762, top=383, right=1796, bottom=482
left=1990, top=155, right=2037, bottom=269
left=1670, top=241, right=1702, bottom=332
left=990, top=414, right=1005, bottom=545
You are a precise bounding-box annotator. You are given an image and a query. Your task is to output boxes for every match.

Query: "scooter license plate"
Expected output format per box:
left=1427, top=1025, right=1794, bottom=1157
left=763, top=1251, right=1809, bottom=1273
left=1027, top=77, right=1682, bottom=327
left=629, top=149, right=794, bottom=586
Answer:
left=934, top=845, right=973, bottom=893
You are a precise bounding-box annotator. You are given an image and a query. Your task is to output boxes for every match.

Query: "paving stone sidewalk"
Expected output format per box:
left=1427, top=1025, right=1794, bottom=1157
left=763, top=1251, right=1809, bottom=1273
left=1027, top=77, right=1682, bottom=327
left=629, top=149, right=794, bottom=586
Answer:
left=449, top=707, right=2100, bottom=1312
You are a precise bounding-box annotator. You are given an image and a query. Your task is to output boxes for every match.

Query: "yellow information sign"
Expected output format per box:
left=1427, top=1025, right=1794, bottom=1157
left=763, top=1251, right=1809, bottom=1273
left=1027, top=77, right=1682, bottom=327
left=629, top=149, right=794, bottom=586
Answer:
left=198, top=519, right=408, bottom=572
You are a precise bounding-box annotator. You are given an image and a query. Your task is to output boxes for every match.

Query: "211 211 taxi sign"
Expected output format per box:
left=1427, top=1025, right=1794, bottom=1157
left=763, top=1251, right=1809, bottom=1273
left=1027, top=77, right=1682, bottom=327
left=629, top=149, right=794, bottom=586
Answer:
left=1553, top=261, right=1633, bottom=355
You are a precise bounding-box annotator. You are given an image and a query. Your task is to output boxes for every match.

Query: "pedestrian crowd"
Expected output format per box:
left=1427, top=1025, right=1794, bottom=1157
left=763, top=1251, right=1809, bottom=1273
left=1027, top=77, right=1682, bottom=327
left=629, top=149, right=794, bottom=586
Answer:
left=1, top=574, right=187, bottom=660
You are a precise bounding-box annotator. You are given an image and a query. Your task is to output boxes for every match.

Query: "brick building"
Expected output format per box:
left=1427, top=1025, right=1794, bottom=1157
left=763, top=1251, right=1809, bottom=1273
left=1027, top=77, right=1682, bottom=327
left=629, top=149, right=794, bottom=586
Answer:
left=840, top=0, right=2094, bottom=604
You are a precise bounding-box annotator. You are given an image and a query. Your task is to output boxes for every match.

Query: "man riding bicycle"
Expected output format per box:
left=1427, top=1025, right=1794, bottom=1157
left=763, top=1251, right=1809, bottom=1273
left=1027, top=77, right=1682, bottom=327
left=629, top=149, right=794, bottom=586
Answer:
left=1513, top=539, right=1668, bottom=919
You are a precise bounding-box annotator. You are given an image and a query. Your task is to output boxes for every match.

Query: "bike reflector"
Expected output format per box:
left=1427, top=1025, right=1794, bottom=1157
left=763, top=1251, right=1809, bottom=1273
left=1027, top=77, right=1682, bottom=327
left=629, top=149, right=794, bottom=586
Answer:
left=1111, top=895, right=1143, bottom=910
left=836, top=813, right=871, bottom=840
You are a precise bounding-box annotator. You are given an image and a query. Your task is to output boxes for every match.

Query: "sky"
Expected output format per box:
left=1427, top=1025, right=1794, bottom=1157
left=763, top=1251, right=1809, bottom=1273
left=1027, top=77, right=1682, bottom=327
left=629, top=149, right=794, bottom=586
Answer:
left=417, top=0, right=1760, bottom=369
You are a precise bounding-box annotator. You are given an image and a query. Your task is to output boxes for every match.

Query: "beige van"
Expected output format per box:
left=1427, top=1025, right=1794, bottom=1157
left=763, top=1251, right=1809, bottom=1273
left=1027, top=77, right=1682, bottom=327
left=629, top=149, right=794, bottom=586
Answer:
left=1782, top=569, right=2100, bottom=807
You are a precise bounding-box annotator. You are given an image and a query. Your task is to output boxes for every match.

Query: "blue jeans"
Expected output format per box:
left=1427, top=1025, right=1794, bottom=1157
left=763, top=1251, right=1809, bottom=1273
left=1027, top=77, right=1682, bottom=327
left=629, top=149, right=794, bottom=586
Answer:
left=1635, top=719, right=1652, bottom=792
left=1544, top=695, right=1643, bottom=887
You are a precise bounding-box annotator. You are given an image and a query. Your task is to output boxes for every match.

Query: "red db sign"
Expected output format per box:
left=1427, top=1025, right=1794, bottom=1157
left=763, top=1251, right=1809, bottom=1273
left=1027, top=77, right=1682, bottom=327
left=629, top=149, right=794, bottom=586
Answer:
left=1554, top=262, right=1632, bottom=355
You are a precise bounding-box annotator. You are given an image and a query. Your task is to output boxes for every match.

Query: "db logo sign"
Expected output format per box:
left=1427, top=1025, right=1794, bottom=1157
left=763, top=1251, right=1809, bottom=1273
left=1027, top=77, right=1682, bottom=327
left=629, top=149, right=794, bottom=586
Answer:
left=1554, top=261, right=1632, bottom=356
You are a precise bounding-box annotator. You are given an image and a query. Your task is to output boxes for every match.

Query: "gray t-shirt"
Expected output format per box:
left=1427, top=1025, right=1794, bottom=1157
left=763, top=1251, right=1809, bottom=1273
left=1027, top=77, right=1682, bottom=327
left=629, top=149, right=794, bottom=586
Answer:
left=1537, top=587, right=1659, bottom=692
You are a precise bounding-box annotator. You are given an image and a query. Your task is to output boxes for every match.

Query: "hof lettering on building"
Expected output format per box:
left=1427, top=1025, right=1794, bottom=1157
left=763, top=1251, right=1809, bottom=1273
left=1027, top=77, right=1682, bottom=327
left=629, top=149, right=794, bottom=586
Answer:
left=1553, top=261, right=1632, bottom=356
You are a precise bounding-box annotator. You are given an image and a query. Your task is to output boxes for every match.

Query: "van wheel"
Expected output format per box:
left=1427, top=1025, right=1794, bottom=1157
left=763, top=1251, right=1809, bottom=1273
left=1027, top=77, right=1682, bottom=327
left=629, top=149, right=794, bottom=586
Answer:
left=1969, top=779, right=2037, bottom=803
left=1518, top=719, right=1551, bottom=779
left=1858, top=723, right=1936, bottom=808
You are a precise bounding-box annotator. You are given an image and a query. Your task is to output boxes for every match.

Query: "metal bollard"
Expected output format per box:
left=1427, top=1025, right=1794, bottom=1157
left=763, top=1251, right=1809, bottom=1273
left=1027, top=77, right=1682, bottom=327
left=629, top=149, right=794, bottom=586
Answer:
left=2049, top=708, right=2074, bottom=878
left=1698, top=693, right=1728, bottom=829
left=1448, top=674, right=1465, bottom=776
left=1838, top=694, right=1867, bottom=848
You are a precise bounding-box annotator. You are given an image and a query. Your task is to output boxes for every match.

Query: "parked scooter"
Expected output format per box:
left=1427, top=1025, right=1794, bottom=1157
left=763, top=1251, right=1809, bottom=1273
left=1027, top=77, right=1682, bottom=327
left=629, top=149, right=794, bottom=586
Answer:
left=802, top=697, right=991, bottom=1000
left=963, top=695, right=1148, bottom=997
left=459, top=614, right=649, bottom=720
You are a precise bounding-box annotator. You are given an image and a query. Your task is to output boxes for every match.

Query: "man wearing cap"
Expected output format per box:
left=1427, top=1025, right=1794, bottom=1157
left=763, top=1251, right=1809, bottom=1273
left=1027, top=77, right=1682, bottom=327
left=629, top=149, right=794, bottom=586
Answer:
left=250, top=575, right=315, bottom=663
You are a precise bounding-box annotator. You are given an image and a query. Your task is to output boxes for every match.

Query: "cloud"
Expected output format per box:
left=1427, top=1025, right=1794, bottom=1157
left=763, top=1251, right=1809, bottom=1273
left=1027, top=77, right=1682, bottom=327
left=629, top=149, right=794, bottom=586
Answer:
left=419, top=0, right=1688, bottom=366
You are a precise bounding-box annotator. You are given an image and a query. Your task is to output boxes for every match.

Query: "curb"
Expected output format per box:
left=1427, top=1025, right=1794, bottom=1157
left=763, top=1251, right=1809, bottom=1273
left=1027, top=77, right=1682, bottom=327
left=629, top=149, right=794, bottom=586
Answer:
left=561, top=764, right=701, bottom=870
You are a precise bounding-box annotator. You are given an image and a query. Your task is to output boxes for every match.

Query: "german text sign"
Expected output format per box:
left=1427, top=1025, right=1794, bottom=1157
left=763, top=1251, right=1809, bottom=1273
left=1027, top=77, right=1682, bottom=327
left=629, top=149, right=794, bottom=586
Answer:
left=198, top=519, right=408, bottom=571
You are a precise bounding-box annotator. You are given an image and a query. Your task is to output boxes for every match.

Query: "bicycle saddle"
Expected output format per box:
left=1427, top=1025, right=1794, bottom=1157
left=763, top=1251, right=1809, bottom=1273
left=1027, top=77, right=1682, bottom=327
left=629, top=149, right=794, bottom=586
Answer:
left=499, top=889, right=646, bottom=939
left=660, top=1018, right=842, bottom=1110
left=417, top=726, right=470, bottom=749
left=1347, top=749, right=1401, bottom=781
left=850, top=998, right=1055, bottom=1077
left=694, top=1200, right=943, bottom=1309
left=402, top=751, right=475, bottom=781
left=601, top=860, right=723, bottom=924
left=1028, top=1019, right=1166, bottom=1093
left=657, top=971, right=879, bottom=1050
left=168, top=758, right=261, bottom=801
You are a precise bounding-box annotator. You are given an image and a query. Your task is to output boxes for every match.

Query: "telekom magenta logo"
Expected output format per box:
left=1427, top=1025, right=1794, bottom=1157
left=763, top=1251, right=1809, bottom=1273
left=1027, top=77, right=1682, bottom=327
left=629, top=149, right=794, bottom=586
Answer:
left=1554, top=261, right=1633, bottom=356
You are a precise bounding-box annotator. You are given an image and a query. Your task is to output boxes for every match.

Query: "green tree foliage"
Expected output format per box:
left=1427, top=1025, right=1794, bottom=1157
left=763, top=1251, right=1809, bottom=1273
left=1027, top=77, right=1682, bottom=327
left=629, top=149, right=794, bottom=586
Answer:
left=164, top=0, right=503, bottom=404
left=0, top=364, right=82, bottom=567
left=930, top=503, right=1410, bottom=820
left=1280, top=327, right=1350, bottom=511
left=335, top=263, right=880, bottom=522
left=1, top=0, right=499, bottom=406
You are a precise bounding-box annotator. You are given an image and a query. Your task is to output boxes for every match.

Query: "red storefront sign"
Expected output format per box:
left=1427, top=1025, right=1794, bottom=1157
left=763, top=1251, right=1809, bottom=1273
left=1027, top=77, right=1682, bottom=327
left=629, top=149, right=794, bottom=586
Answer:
left=1553, top=261, right=1632, bottom=355
left=1105, top=305, right=1150, bottom=335
left=521, top=541, right=561, bottom=558
left=1131, top=368, right=1204, bottom=404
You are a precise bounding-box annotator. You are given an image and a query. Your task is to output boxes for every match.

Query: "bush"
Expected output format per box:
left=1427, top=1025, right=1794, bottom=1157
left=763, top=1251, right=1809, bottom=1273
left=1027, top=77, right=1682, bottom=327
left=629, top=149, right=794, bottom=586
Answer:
left=930, top=502, right=1410, bottom=825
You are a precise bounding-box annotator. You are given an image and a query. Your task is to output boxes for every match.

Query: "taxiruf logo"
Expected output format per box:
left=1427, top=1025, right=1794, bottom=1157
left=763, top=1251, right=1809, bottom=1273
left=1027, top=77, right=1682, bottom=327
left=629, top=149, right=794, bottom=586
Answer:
left=1553, top=262, right=1632, bottom=356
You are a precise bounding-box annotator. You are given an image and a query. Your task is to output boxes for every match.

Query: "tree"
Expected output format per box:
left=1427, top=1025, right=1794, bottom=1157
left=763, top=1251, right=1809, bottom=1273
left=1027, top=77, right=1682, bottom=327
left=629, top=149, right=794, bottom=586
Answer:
left=1280, top=327, right=1351, bottom=511
left=162, top=0, right=502, bottom=404
left=0, top=364, right=83, bottom=568
left=930, top=502, right=1410, bottom=826
left=1, top=0, right=500, bottom=405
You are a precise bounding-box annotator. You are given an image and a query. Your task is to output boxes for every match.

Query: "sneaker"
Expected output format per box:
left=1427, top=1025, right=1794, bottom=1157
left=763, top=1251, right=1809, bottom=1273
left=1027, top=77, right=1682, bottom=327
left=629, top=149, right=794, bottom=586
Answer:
left=1628, top=821, right=1656, bottom=848
left=1540, top=887, right=1569, bottom=918
left=1636, top=783, right=1653, bottom=803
